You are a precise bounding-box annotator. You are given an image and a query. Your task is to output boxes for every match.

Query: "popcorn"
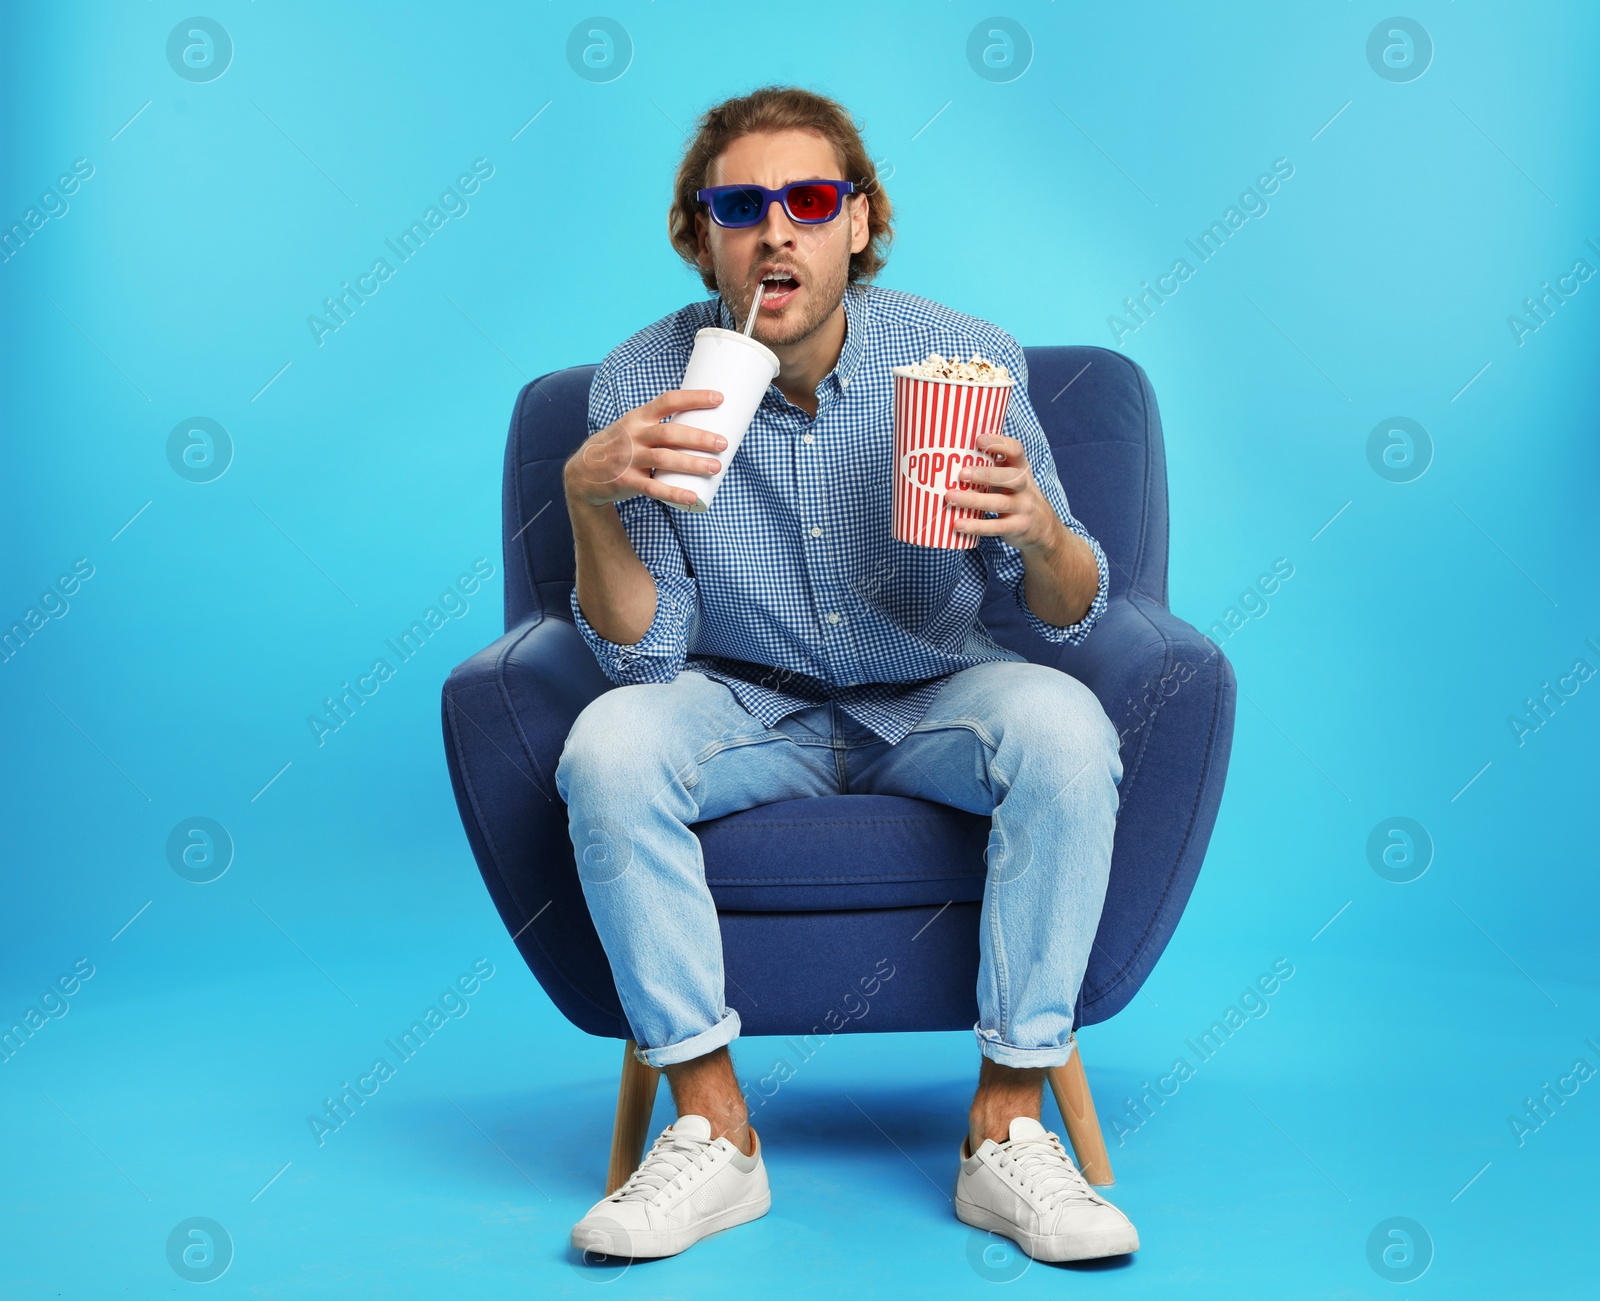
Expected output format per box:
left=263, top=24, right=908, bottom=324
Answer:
left=898, top=350, right=1012, bottom=384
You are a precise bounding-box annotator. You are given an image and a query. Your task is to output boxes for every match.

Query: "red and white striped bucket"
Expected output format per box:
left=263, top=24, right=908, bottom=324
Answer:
left=891, top=368, right=1014, bottom=549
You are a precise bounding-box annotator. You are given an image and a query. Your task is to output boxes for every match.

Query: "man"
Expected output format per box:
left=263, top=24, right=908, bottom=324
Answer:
left=557, top=85, right=1137, bottom=1264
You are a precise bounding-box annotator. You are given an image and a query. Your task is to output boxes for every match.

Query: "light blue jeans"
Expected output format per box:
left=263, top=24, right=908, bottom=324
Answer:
left=553, top=660, right=1123, bottom=1070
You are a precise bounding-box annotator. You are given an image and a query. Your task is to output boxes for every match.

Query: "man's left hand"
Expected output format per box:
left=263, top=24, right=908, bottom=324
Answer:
left=944, top=430, right=1061, bottom=554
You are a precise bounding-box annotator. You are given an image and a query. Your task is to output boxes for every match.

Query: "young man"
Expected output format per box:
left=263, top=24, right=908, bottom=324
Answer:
left=558, top=86, right=1138, bottom=1264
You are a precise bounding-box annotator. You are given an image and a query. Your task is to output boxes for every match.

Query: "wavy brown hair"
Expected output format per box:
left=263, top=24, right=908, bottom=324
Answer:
left=668, top=86, right=894, bottom=293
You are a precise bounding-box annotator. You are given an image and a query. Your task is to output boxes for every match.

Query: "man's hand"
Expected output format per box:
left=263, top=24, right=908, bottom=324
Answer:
left=564, top=390, right=730, bottom=510
left=943, top=430, right=1058, bottom=552
left=945, top=430, right=1100, bottom=630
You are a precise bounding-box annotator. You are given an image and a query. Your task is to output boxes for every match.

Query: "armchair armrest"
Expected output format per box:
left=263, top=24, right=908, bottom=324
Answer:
left=1056, top=596, right=1235, bottom=773
left=1052, top=594, right=1239, bottom=1023
left=441, top=614, right=629, bottom=1037
left=445, top=615, right=613, bottom=780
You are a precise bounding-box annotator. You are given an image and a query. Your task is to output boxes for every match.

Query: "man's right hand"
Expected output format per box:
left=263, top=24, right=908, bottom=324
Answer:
left=564, top=390, right=729, bottom=510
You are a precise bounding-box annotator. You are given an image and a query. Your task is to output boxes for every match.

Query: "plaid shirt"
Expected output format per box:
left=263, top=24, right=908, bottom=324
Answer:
left=569, top=282, right=1110, bottom=745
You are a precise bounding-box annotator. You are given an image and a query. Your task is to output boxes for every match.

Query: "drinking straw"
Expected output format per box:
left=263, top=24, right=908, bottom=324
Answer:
left=742, top=278, right=765, bottom=337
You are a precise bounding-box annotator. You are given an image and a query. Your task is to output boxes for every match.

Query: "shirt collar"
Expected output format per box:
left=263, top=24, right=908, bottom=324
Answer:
left=713, top=280, right=872, bottom=398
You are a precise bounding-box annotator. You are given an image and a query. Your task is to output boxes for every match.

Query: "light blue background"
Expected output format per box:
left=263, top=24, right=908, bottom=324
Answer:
left=3, top=2, right=1597, bottom=1296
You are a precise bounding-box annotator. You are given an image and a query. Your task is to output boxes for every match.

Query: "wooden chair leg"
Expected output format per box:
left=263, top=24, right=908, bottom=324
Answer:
left=1046, top=1035, right=1115, bottom=1186
left=606, top=1039, right=662, bottom=1195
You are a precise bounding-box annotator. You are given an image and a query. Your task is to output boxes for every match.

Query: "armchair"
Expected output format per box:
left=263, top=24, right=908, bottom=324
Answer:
left=441, top=345, right=1236, bottom=1190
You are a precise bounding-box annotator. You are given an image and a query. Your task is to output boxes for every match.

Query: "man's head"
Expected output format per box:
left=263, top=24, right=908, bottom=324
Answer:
left=668, top=87, right=894, bottom=350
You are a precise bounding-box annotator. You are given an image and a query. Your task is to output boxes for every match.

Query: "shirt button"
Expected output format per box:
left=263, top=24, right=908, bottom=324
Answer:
left=827, top=612, right=840, bottom=624
left=802, top=433, right=815, bottom=445
left=809, top=525, right=823, bottom=538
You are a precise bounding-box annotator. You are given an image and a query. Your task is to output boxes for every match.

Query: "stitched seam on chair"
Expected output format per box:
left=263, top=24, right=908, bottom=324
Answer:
left=1136, top=361, right=1156, bottom=602
left=1083, top=606, right=1169, bottom=994
left=1101, top=595, right=1206, bottom=815
left=1090, top=347, right=1153, bottom=603
left=1085, top=628, right=1228, bottom=1007
left=509, top=366, right=592, bottom=623
left=486, top=619, right=623, bottom=1024
left=1038, top=437, right=1149, bottom=447
left=442, top=631, right=624, bottom=1028
left=717, top=901, right=977, bottom=916
left=706, top=872, right=981, bottom=884
left=1101, top=600, right=1167, bottom=815
left=507, top=380, right=540, bottom=627
left=1083, top=348, right=1155, bottom=603
left=1086, top=660, right=1220, bottom=1005
left=491, top=619, right=557, bottom=807
left=700, top=815, right=979, bottom=830
left=1060, top=348, right=1151, bottom=603
left=1121, top=643, right=1166, bottom=810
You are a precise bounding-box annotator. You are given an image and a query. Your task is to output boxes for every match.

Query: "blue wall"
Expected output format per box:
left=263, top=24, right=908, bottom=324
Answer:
left=3, top=3, right=1597, bottom=1296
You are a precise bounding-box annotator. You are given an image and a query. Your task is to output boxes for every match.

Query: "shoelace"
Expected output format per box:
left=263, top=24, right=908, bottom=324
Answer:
left=996, top=1133, right=1103, bottom=1209
left=609, top=1129, right=718, bottom=1203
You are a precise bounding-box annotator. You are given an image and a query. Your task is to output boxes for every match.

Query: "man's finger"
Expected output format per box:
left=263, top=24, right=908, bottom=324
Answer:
left=978, top=432, right=1026, bottom=463
left=949, top=514, right=1022, bottom=536
left=946, top=488, right=1022, bottom=512
left=639, top=388, right=726, bottom=420
left=957, top=463, right=1028, bottom=490
left=634, top=470, right=700, bottom=508
left=646, top=420, right=725, bottom=452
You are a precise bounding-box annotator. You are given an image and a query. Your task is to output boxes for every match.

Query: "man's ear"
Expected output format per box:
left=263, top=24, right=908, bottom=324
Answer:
left=694, top=209, right=711, bottom=270
left=850, top=193, right=870, bottom=257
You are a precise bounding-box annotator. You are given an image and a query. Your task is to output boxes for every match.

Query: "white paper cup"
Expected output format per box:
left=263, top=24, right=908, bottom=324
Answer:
left=891, top=367, right=1015, bottom=549
left=654, top=327, right=781, bottom=513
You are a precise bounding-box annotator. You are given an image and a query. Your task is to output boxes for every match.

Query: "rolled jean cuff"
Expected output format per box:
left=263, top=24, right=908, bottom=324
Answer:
left=974, top=1025, right=1077, bottom=1069
left=633, top=1008, right=741, bottom=1068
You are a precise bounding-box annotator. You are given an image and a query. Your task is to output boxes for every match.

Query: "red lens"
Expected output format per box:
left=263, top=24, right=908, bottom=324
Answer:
left=786, top=183, right=838, bottom=221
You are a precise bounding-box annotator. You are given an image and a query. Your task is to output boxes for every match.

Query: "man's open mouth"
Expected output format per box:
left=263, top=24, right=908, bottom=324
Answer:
left=758, top=269, right=801, bottom=310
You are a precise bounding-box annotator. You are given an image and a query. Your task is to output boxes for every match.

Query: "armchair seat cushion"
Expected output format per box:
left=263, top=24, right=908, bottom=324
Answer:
left=698, top=794, right=990, bottom=912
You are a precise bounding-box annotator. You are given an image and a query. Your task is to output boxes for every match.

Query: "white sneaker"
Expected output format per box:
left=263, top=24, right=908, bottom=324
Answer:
left=571, top=1115, right=770, bottom=1261
left=955, top=1116, right=1140, bottom=1262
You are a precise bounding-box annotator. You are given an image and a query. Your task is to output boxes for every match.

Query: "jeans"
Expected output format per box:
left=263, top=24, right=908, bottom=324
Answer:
left=553, top=660, right=1123, bottom=1070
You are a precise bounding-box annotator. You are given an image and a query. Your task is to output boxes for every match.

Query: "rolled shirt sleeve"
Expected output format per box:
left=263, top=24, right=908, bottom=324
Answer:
left=976, top=334, right=1110, bottom=646
left=569, top=495, right=700, bottom=684
left=568, top=363, right=700, bottom=684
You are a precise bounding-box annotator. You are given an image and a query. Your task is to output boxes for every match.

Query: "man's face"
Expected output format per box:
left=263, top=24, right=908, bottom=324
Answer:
left=694, top=129, right=870, bottom=349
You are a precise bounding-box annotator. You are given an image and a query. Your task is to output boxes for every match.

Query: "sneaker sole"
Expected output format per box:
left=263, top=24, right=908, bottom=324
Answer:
left=955, top=1194, right=1139, bottom=1262
left=572, top=1189, right=772, bottom=1261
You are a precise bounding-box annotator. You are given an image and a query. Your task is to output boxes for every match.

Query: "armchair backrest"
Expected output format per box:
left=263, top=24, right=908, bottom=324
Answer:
left=500, top=345, right=1170, bottom=635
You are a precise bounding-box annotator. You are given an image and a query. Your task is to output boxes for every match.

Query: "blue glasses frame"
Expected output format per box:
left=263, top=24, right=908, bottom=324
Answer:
left=695, top=179, right=856, bottom=228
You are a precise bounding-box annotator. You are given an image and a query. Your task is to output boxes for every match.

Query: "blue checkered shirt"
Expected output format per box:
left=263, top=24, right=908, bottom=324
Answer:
left=569, top=282, right=1110, bottom=746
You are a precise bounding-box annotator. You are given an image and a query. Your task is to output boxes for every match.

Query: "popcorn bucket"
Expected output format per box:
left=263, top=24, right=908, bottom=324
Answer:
left=891, top=367, right=1014, bottom=549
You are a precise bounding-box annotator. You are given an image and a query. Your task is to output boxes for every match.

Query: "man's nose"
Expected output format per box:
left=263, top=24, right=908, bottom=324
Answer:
left=756, top=199, right=796, bottom=243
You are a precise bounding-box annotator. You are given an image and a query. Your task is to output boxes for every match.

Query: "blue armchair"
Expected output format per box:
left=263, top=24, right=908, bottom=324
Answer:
left=441, top=345, right=1236, bottom=1191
